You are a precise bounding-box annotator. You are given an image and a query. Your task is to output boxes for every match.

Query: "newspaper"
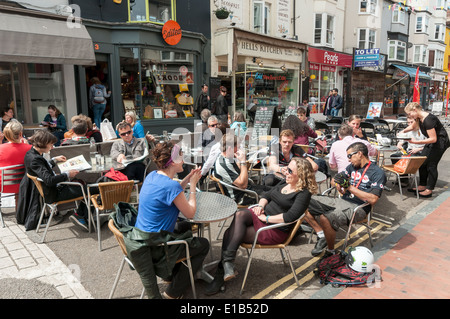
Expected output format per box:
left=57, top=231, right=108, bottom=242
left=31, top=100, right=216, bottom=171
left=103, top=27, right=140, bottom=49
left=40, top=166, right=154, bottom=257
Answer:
left=57, top=155, right=92, bottom=173
left=122, top=145, right=149, bottom=167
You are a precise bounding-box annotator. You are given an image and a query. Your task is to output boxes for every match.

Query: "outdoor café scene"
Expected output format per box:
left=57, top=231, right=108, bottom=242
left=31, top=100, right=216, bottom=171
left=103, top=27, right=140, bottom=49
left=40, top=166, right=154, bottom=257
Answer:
left=1, top=77, right=449, bottom=299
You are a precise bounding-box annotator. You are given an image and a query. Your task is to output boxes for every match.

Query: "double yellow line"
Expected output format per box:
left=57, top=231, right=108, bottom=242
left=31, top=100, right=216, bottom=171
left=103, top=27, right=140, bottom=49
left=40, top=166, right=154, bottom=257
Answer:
left=250, top=221, right=387, bottom=299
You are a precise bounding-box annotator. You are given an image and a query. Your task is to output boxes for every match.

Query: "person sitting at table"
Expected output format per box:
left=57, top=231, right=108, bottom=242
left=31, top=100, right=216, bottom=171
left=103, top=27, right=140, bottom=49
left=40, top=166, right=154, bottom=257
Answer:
left=401, top=102, right=450, bottom=198
left=213, top=134, right=271, bottom=206
left=19, top=129, right=88, bottom=231
left=200, top=124, right=230, bottom=177
left=60, top=118, right=90, bottom=146
left=347, top=114, right=368, bottom=141
left=0, top=106, right=15, bottom=144
left=198, top=115, right=219, bottom=149
left=0, top=120, right=32, bottom=208
left=124, top=110, right=145, bottom=138
left=135, top=141, right=209, bottom=299
left=205, top=157, right=317, bottom=295
left=230, top=111, right=247, bottom=138
left=310, top=142, right=386, bottom=258
left=42, top=105, right=67, bottom=147
left=65, top=114, right=102, bottom=143
left=297, top=106, right=316, bottom=130
left=264, top=129, right=318, bottom=187
left=391, top=115, right=425, bottom=165
left=329, top=124, right=378, bottom=173
left=111, top=121, right=148, bottom=182
left=281, top=115, right=317, bottom=153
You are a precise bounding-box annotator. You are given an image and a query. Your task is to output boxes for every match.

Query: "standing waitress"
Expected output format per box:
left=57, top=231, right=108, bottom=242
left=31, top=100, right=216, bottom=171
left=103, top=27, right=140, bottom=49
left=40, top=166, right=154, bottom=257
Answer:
left=402, top=102, right=450, bottom=198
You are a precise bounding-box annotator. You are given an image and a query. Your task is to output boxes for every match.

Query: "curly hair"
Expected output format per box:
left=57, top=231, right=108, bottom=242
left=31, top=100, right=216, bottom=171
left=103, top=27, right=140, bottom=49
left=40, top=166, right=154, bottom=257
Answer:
left=282, top=114, right=309, bottom=137
left=152, top=141, right=182, bottom=169
left=292, top=157, right=318, bottom=194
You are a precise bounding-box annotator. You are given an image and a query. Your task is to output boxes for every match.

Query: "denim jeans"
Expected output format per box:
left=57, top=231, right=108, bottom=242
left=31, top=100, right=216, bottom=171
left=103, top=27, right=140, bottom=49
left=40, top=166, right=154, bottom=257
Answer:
left=330, top=108, right=340, bottom=117
left=93, top=103, right=106, bottom=128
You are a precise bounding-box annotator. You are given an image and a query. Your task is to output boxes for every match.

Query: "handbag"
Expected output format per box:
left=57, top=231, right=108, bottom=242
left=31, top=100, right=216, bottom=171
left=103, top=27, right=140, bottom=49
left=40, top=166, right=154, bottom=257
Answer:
left=100, top=119, right=117, bottom=141
left=393, top=155, right=411, bottom=174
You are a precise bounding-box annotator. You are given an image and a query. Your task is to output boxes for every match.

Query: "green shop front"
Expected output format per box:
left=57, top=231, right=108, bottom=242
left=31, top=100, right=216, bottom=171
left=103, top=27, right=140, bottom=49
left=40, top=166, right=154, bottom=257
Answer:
left=77, top=20, right=207, bottom=135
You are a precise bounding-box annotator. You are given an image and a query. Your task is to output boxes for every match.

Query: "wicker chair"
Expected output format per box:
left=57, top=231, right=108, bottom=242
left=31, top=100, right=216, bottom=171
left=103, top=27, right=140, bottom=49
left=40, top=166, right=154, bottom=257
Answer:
left=27, top=173, right=87, bottom=243
left=108, top=219, right=197, bottom=299
left=239, top=211, right=306, bottom=295
left=89, top=180, right=135, bottom=251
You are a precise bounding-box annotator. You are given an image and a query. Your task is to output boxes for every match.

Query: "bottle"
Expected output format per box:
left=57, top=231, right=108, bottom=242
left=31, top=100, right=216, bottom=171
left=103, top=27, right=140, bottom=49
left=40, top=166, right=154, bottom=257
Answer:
left=90, top=138, right=97, bottom=169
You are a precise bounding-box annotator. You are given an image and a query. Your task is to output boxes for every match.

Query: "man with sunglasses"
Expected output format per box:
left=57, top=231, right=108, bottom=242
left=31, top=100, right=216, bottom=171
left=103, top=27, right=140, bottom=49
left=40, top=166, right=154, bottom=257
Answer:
left=110, top=121, right=148, bottom=182
left=310, top=142, right=386, bottom=257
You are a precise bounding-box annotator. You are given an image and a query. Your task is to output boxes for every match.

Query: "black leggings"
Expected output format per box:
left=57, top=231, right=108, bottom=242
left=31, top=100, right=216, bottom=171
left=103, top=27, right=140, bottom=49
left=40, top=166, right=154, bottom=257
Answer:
left=420, top=146, right=447, bottom=190
left=222, top=208, right=256, bottom=251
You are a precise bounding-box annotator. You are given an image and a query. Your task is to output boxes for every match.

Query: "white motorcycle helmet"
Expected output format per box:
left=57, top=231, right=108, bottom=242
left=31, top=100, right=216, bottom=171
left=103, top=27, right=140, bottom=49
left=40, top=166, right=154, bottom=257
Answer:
left=346, top=246, right=374, bottom=273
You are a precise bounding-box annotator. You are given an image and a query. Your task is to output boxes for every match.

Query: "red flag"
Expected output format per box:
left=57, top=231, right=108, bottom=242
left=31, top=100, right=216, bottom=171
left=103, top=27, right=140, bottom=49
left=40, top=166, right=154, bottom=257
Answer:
left=446, top=71, right=450, bottom=117
left=413, top=67, right=420, bottom=102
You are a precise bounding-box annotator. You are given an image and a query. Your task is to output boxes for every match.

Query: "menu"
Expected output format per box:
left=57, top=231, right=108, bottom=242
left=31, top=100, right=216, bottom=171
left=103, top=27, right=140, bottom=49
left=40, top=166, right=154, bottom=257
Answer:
left=284, top=105, right=298, bottom=118
left=250, top=105, right=276, bottom=143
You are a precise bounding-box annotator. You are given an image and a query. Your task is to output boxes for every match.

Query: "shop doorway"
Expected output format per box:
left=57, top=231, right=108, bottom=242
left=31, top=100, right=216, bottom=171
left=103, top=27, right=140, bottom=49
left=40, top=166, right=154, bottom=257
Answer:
left=85, top=54, right=112, bottom=126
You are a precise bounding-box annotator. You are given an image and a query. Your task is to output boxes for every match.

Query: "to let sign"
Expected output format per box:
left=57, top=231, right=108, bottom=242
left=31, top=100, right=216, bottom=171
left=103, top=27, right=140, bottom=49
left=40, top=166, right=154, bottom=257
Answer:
left=162, top=20, right=182, bottom=45
left=354, top=48, right=380, bottom=67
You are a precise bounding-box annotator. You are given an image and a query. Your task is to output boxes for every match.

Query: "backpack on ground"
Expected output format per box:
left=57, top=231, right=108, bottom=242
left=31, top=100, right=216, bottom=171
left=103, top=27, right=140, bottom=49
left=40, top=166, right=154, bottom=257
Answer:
left=314, top=250, right=380, bottom=287
left=93, top=85, right=105, bottom=103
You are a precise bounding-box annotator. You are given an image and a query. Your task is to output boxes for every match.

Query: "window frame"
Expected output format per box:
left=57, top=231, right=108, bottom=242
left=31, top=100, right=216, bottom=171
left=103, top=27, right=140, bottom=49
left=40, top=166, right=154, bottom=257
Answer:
left=358, top=28, right=376, bottom=49
left=359, top=0, right=377, bottom=14
left=253, top=1, right=271, bottom=35
left=434, top=24, right=445, bottom=42
left=314, top=13, right=335, bottom=47
left=388, top=40, right=406, bottom=62
left=392, top=6, right=405, bottom=24
left=413, top=45, right=427, bottom=64
left=415, top=14, right=429, bottom=34
left=127, top=0, right=175, bottom=24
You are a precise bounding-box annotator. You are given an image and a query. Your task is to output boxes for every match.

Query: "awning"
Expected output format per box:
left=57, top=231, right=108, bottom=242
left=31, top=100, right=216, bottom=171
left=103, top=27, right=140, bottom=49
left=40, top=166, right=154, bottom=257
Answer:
left=0, top=12, right=96, bottom=66
left=392, top=64, right=431, bottom=80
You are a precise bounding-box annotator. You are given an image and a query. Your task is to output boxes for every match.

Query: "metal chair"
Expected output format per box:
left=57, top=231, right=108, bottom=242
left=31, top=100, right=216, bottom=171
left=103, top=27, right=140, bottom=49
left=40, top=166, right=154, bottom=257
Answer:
left=239, top=211, right=306, bottom=294
left=0, top=164, right=26, bottom=227
left=107, top=219, right=197, bottom=299
left=360, top=121, right=376, bottom=139
left=382, top=156, right=427, bottom=200
left=88, top=180, right=135, bottom=251
left=27, top=173, right=87, bottom=243
left=314, top=121, right=332, bottom=135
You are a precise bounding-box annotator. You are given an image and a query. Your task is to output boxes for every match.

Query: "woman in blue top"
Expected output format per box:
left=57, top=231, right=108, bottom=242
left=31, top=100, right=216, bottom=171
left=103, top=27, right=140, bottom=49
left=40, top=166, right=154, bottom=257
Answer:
left=124, top=111, right=145, bottom=138
left=42, top=105, right=67, bottom=146
left=135, top=141, right=209, bottom=298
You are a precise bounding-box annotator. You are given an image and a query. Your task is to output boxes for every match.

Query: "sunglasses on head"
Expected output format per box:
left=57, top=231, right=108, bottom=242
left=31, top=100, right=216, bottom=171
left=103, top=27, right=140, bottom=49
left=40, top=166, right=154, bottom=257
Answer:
left=347, top=151, right=358, bottom=159
left=120, top=130, right=132, bottom=137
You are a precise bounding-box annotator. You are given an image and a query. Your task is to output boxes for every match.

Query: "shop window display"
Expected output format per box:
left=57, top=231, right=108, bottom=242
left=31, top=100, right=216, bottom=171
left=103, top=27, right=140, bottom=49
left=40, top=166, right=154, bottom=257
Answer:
left=119, top=47, right=195, bottom=120
left=309, top=63, right=336, bottom=114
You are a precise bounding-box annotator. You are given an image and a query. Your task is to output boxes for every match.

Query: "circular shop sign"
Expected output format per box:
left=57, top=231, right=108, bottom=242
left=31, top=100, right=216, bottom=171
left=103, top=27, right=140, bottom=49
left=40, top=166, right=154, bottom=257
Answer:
left=162, top=20, right=182, bottom=46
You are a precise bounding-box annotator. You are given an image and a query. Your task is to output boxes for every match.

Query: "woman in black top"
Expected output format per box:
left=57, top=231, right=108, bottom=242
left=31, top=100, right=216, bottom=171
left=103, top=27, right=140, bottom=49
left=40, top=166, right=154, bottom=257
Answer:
left=403, top=102, right=450, bottom=197
left=205, top=157, right=318, bottom=295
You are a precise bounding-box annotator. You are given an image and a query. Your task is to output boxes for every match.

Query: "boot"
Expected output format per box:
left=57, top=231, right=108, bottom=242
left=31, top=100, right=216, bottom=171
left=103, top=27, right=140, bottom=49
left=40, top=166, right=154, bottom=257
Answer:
left=204, top=266, right=225, bottom=296
left=222, top=250, right=237, bottom=281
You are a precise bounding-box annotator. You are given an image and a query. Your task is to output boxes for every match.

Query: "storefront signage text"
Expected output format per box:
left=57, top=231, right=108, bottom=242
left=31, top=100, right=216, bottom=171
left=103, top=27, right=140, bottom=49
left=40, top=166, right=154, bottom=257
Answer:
left=238, top=40, right=302, bottom=63
left=354, top=48, right=380, bottom=67
left=308, top=47, right=353, bottom=68
left=162, top=20, right=182, bottom=46
left=254, top=72, right=287, bottom=81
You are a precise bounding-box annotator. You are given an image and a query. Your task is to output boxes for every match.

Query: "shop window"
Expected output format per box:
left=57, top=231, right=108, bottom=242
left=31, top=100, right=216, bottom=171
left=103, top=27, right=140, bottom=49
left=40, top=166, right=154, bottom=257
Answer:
left=388, top=40, right=406, bottom=62
left=253, top=1, right=271, bottom=35
left=128, top=0, right=174, bottom=24
left=308, top=63, right=336, bottom=114
left=314, top=13, right=334, bottom=47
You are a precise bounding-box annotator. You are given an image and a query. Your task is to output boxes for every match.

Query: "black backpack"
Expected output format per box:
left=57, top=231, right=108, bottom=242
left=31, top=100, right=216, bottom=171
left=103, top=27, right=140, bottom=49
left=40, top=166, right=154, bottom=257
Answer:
left=314, top=251, right=380, bottom=287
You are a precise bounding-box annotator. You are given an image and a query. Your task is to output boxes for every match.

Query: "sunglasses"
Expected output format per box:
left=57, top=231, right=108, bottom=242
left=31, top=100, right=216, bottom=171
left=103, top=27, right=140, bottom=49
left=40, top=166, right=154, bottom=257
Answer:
left=347, top=151, right=358, bottom=159
left=209, top=123, right=218, bottom=127
left=286, top=167, right=294, bottom=175
left=120, top=130, right=133, bottom=137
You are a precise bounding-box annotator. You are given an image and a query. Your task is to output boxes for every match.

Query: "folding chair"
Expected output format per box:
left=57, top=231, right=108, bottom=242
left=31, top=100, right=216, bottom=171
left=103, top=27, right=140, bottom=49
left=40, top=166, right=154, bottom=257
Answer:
left=239, top=211, right=306, bottom=294
left=88, top=180, right=135, bottom=251
left=27, top=173, right=87, bottom=243
left=108, top=219, right=197, bottom=299
left=0, top=164, right=26, bottom=227
left=360, top=122, right=376, bottom=139
left=382, top=156, right=427, bottom=200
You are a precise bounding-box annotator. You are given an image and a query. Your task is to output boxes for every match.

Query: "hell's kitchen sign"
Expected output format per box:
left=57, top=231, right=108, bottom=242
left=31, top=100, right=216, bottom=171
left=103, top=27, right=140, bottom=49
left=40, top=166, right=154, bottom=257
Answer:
left=162, top=20, right=182, bottom=45
left=308, top=47, right=353, bottom=68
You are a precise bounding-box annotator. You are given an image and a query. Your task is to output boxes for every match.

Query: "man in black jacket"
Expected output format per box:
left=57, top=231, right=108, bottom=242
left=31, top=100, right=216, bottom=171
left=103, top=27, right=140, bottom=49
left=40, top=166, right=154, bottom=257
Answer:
left=330, top=88, right=343, bottom=117
left=213, top=86, right=229, bottom=123
left=194, top=84, right=210, bottom=118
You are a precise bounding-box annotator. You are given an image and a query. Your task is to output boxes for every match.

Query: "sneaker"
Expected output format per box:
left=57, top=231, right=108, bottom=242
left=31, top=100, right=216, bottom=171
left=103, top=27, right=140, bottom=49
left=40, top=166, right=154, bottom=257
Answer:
left=311, top=237, right=328, bottom=257
left=69, top=213, right=89, bottom=232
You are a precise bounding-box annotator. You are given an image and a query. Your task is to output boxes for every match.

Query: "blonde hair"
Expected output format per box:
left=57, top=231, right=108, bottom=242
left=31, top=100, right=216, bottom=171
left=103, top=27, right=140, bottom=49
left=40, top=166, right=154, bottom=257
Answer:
left=292, top=157, right=318, bottom=194
left=405, top=102, right=422, bottom=113
left=3, top=119, right=23, bottom=143
left=280, top=129, right=295, bottom=139
left=71, top=114, right=93, bottom=130
left=125, top=111, right=137, bottom=127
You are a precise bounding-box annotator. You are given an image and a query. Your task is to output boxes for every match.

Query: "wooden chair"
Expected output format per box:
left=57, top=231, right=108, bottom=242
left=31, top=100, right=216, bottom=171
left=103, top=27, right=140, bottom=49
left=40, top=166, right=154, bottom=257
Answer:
left=27, top=173, right=87, bottom=243
left=88, top=180, right=135, bottom=251
left=0, top=164, right=26, bottom=227
left=107, top=219, right=197, bottom=299
left=239, top=211, right=306, bottom=294
left=382, top=156, right=427, bottom=200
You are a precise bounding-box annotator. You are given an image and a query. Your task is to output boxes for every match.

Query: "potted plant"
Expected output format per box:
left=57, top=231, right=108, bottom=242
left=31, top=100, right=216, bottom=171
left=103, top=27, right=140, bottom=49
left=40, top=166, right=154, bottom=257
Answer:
left=213, top=6, right=232, bottom=19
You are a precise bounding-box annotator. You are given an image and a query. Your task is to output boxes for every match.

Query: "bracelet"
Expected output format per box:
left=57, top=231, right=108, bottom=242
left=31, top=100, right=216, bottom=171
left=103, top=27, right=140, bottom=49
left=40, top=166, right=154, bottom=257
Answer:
left=240, top=162, right=247, bottom=165
left=266, top=215, right=269, bottom=223
left=190, top=191, right=197, bottom=194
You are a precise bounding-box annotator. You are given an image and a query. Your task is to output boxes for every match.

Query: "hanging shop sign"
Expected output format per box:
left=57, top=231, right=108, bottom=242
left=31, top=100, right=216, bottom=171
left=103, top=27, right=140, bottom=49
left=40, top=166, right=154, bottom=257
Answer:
left=308, top=47, right=353, bottom=68
left=162, top=20, right=182, bottom=45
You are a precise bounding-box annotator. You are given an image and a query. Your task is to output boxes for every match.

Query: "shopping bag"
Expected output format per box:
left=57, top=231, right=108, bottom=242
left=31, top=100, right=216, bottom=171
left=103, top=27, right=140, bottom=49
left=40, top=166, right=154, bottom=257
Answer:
left=100, top=119, right=117, bottom=141
left=393, top=155, right=411, bottom=174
